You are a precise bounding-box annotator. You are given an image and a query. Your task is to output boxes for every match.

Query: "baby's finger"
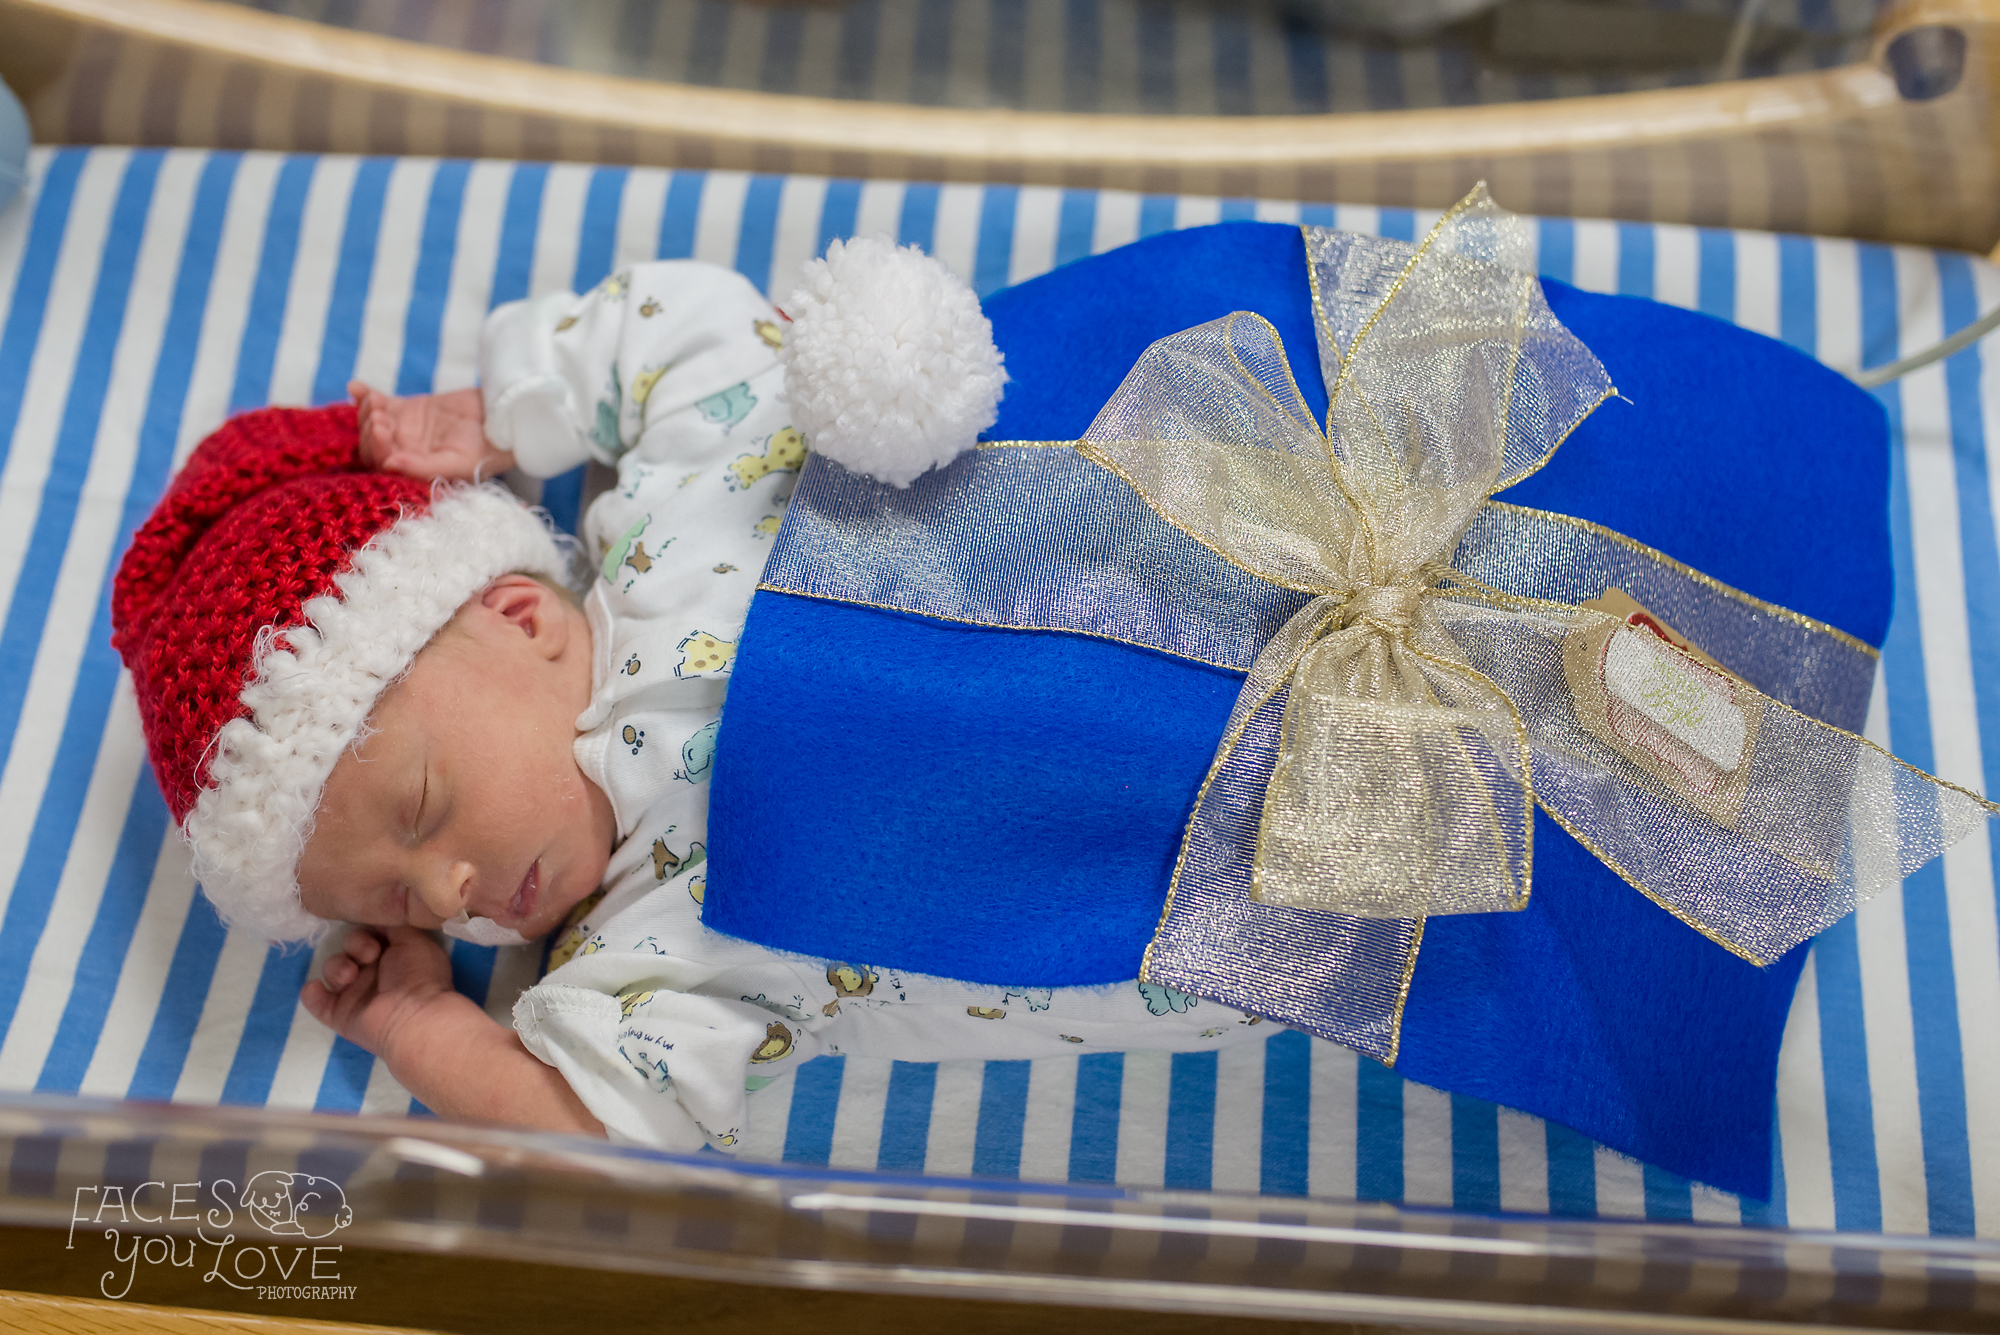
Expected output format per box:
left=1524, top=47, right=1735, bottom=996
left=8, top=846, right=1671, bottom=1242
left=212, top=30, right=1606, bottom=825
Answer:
left=322, top=953, right=359, bottom=990
left=344, top=929, right=385, bottom=965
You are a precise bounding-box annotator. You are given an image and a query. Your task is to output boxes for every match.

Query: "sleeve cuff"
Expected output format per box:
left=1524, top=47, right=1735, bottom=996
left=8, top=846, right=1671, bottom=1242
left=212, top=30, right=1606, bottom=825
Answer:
left=481, top=293, right=596, bottom=477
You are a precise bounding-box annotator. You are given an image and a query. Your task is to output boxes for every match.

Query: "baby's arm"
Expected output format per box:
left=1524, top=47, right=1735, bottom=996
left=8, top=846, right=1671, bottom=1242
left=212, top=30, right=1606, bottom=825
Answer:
left=301, top=927, right=604, bottom=1137
left=352, top=262, right=779, bottom=484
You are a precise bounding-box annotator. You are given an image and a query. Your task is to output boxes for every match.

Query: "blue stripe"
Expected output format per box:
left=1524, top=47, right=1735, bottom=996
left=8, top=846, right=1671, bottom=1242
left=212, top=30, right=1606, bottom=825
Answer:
left=658, top=173, right=706, bottom=260
left=835, top=1, right=879, bottom=99
left=7, top=1136, right=58, bottom=1197
left=216, top=947, right=311, bottom=1106
left=1936, top=254, right=2000, bottom=897
left=104, top=1140, right=154, bottom=1191
left=1376, top=209, right=1416, bottom=243
left=0, top=150, right=85, bottom=473
left=910, top=0, right=953, bottom=106
left=1211, top=9, right=1250, bottom=116
left=32, top=774, right=169, bottom=1092
left=1218, top=199, right=1256, bottom=223
left=1354, top=1056, right=1402, bottom=1202
left=876, top=1060, right=937, bottom=1172
left=1136, top=0, right=1174, bottom=113
left=1937, top=248, right=2000, bottom=1225
left=972, top=186, right=1018, bottom=297
left=1054, top=191, right=1096, bottom=269
left=817, top=179, right=861, bottom=259
left=313, top=1036, right=376, bottom=1112
left=573, top=166, right=628, bottom=292
left=1811, top=914, right=1883, bottom=1230
left=1063, top=0, right=1101, bottom=112
left=1259, top=1029, right=1310, bottom=1196
left=733, top=175, right=784, bottom=295
left=1449, top=1093, right=1499, bottom=1213
left=0, top=153, right=165, bottom=1046
left=446, top=940, right=497, bottom=1009
left=1785, top=243, right=1868, bottom=1243
left=28, top=153, right=240, bottom=1092
left=394, top=158, right=469, bottom=396
left=1163, top=1050, right=1216, bottom=1190
left=1299, top=204, right=1336, bottom=229
left=1697, top=229, right=1736, bottom=322
left=1537, top=218, right=1575, bottom=285
left=897, top=184, right=939, bottom=253
left=539, top=468, right=584, bottom=537
left=759, top=7, right=804, bottom=95
left=988, top=0, right=1026, bottom=105
left=1642, top=1163, right=1695, bottom=1223
left=1438, top=44, right=1478, bottom=105
left=229, top=156, right=315, bottom=413
left=1862, top=242, right=1977, bottom=1236
left=684, top=2, right=729, bottom=83
left=1068, top=1052, right=1123, bottom=1183
left=970, top=1059, right=1030, bottom=1178
left=1137, top=196, right=1176, bottom=240
left=781, top=1055, right=845, bottom=1166
left=1741, top=1127, right=1785, bottom=1226
left=308, top=157, right=393, bottom=405
left=1361, top=46, right=1403, bottom=112
left=1615, top=222, right=1654, bottom=299
left=1778, top=235, right=1818, bottom=357
left=1545, top=1120, right=1597, bottom=1216
left=124, top=876, right=229, bottom=1100
left=1282, top=12, right=1327, bottom=111
left=489, top=164, right=548, bottom=308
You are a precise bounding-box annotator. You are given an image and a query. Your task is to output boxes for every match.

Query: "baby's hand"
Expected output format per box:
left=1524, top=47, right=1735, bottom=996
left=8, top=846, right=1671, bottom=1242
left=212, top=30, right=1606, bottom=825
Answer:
left=349, top=382, right=515, bottom=482
left=301, top=926, right=457, bottom=1061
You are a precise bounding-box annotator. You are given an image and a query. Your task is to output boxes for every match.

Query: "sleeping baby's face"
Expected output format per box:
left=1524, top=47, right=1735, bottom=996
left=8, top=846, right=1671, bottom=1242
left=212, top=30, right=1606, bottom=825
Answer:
left=295, top=575, right=616, bottom=940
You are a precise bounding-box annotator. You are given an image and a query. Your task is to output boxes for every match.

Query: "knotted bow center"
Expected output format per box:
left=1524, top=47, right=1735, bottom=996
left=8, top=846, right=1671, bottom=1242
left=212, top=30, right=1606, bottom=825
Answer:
left=1335, top=580, right=1427, bottom=636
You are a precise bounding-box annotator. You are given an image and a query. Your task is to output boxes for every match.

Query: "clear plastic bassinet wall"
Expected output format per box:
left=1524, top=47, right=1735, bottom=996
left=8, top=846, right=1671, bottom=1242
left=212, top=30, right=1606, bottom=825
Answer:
left=3, top=0, right=2000, bottom=254
left=4, top=1, right=2000, bottom=1330
left=2, top=1094, right=1998, bottom=1329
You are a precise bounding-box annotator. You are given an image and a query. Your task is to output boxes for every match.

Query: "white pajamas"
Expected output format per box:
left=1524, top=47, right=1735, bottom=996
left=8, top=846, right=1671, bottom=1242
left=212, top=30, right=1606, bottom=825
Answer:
left=482, top=261, right=1271, bottom=1153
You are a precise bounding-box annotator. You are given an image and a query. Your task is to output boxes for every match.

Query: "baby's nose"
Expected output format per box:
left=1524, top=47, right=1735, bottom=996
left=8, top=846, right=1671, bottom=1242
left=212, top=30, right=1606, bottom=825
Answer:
left=410, top=859, right=474, bottom=923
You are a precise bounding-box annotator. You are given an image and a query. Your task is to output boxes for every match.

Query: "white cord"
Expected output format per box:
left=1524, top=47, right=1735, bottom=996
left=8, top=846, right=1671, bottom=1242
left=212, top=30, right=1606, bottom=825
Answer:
left=1851, top=302, right=2000, bottom=388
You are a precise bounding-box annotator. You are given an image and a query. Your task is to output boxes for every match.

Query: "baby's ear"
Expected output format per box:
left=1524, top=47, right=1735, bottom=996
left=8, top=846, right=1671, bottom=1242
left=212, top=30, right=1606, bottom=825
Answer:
left=479, top=575, right=569, bottom=659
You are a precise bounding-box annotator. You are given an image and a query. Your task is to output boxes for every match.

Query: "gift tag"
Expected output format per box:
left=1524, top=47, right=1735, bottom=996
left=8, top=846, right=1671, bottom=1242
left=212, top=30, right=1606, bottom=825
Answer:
left=1563, top=589, right=1760, bottom=827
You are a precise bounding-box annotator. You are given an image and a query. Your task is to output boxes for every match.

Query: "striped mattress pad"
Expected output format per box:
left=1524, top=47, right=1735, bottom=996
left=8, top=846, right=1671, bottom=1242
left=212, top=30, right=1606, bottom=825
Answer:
left=0, top=146, right=1994, bottom=1239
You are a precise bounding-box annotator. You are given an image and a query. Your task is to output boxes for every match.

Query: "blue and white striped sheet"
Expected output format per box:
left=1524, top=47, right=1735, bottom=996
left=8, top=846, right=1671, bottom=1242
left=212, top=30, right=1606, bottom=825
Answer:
left=0, top=147, right=1994, bottom=1239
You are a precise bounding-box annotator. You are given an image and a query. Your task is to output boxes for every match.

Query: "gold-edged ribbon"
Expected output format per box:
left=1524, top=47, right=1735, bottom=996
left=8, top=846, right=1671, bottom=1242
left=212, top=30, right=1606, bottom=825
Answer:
left=1079, top=185, right=1998, bottom=965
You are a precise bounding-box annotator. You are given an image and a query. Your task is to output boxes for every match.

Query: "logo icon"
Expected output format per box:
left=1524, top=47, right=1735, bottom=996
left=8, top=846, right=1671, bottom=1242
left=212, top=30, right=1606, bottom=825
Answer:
left=239, top=1172, right=353, bottom=1239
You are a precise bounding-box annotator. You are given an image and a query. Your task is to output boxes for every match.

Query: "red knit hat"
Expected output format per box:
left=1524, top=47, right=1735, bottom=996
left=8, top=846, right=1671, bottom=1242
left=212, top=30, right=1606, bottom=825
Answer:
left=112, top=404, right=576, bottom=942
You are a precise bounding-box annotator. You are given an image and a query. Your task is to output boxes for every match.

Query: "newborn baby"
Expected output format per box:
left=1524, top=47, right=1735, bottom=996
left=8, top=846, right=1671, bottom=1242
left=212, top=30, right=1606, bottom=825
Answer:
left=113, top=254, right=1267, bottom=1149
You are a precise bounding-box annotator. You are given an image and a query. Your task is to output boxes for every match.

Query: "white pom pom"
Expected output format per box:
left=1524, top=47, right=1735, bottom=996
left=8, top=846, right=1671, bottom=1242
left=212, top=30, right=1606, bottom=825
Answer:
left=780, top=236, right=1008, bottom=488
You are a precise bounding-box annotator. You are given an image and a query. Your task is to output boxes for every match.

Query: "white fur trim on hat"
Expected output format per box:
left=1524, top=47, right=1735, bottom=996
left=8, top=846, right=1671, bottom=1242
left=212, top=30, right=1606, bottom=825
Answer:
left=182, top=484, right=577, bottom=943
left=779, top=235, right=1008, bottom=488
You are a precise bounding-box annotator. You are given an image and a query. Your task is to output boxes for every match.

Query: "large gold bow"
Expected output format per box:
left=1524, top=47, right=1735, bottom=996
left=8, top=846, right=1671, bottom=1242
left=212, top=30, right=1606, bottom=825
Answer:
left=1080, top=186, right=1996, bottom=963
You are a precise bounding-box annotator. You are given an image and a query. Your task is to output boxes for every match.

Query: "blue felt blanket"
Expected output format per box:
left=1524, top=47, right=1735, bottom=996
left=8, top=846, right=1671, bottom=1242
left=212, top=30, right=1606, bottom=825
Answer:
left=707, top=221, right=1891, bottom=1197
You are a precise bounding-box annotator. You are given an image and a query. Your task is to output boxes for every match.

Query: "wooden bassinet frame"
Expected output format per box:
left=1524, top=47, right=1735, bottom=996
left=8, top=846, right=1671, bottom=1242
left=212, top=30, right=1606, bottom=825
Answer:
left=3, top=0, right=1999, bottom=254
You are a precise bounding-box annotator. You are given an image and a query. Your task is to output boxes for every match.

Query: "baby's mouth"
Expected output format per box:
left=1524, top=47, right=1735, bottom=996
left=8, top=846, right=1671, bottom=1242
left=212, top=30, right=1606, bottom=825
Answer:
left=508, top=860, right=542, bottom=925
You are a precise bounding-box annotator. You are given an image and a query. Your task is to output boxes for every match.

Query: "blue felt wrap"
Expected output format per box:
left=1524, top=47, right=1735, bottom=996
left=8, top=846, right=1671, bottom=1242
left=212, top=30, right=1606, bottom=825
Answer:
left=706, top=222, right=1891, bottom=1197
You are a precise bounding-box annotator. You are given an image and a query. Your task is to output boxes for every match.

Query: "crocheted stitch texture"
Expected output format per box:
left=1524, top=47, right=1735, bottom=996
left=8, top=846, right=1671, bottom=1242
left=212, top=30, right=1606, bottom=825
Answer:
left=113, top=404, right=574, bottom=941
